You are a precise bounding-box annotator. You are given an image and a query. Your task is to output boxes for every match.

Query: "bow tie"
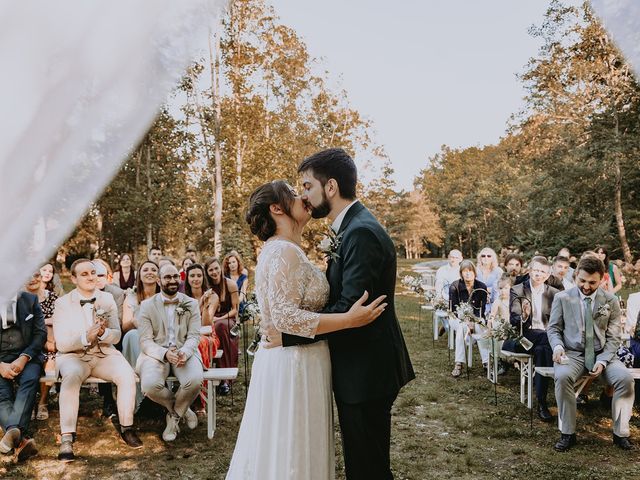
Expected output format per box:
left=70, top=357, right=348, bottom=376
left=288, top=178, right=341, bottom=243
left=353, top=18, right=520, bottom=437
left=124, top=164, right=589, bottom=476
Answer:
left=80, top=298, right=96, bottom=307
left=163, top=299, right=179, bottom=305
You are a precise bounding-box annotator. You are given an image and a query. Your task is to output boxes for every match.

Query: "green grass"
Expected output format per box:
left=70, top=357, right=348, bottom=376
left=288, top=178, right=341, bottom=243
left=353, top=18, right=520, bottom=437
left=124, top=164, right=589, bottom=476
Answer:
left=3, top=259, right=639, bottom=479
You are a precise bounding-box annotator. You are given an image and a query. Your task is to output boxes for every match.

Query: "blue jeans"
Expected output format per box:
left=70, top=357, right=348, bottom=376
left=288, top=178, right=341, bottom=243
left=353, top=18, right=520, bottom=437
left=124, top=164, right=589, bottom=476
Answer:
left=0, top=361, right=42, bottom=435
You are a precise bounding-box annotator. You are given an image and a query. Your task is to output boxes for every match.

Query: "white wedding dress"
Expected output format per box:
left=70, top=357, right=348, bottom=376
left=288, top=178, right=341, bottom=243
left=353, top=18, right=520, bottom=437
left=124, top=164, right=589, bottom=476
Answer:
left=226, top=238, right=334, bottom=480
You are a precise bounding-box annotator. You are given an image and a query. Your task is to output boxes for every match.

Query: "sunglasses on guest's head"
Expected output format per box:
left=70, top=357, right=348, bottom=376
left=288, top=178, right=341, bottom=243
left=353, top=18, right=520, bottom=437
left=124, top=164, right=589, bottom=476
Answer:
left=480, top=254, right=491, bottom=258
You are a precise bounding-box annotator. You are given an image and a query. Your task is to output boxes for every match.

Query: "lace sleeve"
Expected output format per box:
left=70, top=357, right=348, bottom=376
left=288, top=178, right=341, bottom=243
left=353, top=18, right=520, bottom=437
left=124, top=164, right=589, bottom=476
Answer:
left=267, top=243, right=321, bottom=338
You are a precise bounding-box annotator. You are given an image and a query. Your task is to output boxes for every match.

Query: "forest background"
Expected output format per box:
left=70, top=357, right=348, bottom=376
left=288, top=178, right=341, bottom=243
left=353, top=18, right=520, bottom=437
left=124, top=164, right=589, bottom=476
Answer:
left=61, top=0, right=640, bottom=276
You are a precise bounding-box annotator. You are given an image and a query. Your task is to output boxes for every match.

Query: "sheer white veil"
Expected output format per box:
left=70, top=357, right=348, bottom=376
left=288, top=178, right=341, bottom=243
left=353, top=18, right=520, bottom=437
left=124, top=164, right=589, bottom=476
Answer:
left=0, top=0, right=224, bottom=299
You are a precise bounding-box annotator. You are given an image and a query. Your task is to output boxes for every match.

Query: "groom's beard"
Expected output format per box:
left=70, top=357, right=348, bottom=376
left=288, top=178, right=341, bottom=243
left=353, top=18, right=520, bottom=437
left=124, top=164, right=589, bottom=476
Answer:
left=309, top=192, right=331, bottom=219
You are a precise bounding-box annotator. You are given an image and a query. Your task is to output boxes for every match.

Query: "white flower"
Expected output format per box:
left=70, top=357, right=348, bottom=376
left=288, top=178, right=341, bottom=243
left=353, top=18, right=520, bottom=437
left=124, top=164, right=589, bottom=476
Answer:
left=176, top=306, right=185, bottom=315
left=319, top=236, right=332, bottom=252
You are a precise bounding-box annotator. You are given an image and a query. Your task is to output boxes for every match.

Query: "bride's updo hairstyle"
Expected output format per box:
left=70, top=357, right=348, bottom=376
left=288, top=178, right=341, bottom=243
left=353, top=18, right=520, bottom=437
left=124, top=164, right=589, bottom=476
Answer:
left=246, top=180, right=295, bottom=241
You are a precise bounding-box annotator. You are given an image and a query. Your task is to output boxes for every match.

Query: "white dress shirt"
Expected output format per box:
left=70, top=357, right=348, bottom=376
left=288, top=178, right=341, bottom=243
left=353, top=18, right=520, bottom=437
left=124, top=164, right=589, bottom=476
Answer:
left=436, top=265, right=462, bottom=301
left=0, top=296, right=17, bottom=330
left=331, top=200, right=359, bottom=233
left=530, top=282, right=545, bottom=330
left=161, top=293, right=178, bottom=347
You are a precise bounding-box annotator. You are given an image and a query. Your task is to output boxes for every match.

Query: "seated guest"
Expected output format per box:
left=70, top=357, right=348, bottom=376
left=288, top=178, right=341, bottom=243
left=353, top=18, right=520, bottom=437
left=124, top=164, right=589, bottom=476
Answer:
left=53, top=259, right=142, bottom=461
left=185, top=263, right=219, bottom=412
left=113, top=253, right=136, bottom=291
left=94, top=260, right=126, bottom=419
left=158, top=257, right=175, bottom=270
left=509, top=256, right=559, bottom=422
left=179, top=257, right=194, bottom=283
left=476, top=247, right=502, bottom=309
left=504, top=253, right=523, bottom=285
left=23, top=268, right=57, bottom=421
left=449, top=260, right=489, bottom=377
left=547, top=256, right=634, bottom=451
left=223, top=252, right=248, bottom=303
left=204, top=257, right=239, bottom=395
left=122, top=261, right=160, bottom=412
left=490, top=277, right=511, bottom=321
left=148, top=245, right=162, bottom=264
left=552, top=255, right=575, bottom=290
left=595, top=246, right=622, bottom=297
left=137, top=264, right=203, bottom=442
left=185, top=247, right=198, bottom=263
left=40, top=262, right=65, bottom=298
left=0, top=285, right=46, bottom=462
left=434, top=249, right=463, bottom=335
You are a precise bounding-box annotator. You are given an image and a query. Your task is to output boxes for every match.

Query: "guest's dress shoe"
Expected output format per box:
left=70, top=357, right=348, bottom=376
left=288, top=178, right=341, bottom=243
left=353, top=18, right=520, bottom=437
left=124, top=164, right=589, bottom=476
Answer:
left=538, top=404, right=553, bottom=423
left=58, top=434, right=75, bottom=462
left=217, top=382, right=230, bottom=396
left=613, top=434, right=633, bottom=450
left=554, top=433, right=577, bottom=452
left=14, top=438, right=38, bottom=462
left=0, top=427, right=21, bottom=454
left=576, top=393, right=588, bottom=407
left=102, top=399, right=118, bottom=419
left=120, top=428, right=143, bottom=449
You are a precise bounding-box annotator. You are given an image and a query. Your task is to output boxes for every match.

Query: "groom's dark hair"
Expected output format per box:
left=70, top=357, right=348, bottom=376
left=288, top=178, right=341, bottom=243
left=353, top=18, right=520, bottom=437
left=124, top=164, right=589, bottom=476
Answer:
left=577, top=256, right=605, bottom=277
left=298, top=148, right=357, bottom=200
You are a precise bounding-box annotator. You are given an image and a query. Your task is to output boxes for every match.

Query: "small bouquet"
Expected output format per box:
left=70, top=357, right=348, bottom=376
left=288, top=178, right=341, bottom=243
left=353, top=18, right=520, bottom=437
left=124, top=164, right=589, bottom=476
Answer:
left=239, top=293, right=260, bottom=324
left=486, top=315, right=518, bottom=340
left=401, top=275, right=424, bottom=295
left=432, top=296, right=449, bottom=312
left=423, top=289, right=436, bottom=304
left=455, top=301, right=485, bottom=326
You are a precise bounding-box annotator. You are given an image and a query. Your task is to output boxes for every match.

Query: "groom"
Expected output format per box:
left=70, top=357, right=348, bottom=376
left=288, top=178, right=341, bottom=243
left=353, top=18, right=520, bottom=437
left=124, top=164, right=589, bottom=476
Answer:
left=283, top=148, right=415, bottom=479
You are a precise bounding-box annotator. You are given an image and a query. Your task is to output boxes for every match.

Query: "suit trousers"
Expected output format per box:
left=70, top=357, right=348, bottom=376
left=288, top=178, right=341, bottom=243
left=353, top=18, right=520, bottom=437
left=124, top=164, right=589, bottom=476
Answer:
left=0, top=361, right=41, bottom=435
left=139, top=355, right=203, bottom=417
left=555, top=350, right=634, bottom=436
left=58, top=352, right=136, bottom=433
left=523, top=329, right=553, bottom=404
left=335, top=392, right=397, bottom=480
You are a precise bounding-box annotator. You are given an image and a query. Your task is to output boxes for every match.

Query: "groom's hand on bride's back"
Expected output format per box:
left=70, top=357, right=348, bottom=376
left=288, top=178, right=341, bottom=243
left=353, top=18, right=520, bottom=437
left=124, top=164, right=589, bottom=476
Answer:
left=347, top=290, right=387, bottom=329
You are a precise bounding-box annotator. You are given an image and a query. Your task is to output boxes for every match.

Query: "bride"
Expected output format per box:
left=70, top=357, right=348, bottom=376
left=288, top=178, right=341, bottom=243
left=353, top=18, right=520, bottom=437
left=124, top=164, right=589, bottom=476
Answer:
left=226, top=180, right=387, bottom=480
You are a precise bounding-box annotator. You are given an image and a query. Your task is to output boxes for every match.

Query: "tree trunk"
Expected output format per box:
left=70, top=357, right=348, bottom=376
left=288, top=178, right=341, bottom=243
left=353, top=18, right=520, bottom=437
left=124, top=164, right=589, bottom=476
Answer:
left=146, top=144, right=153, bottom=250
left=612, top=111, right=633, bottom=263
left=211, top=28, right=223, bottom=258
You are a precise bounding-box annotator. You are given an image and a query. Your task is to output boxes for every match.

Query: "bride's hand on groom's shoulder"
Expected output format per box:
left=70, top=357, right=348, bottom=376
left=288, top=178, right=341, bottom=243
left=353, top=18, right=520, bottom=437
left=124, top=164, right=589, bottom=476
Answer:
left=348, top=291, right=387, bottom=328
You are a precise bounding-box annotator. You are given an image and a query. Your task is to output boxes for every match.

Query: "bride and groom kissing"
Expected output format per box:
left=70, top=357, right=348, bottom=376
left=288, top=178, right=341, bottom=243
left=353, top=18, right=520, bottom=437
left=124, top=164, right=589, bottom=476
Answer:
left=226, top=148, right=415, bottom=480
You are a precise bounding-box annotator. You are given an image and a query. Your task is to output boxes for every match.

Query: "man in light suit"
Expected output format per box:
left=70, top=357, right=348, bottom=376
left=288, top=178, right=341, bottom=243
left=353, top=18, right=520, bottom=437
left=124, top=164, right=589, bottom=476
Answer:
left=508, top=256, right=559, bottom=422
left=53, top=259, right=142, bottom=462
left=0, top=287, right=46, bottom=462
left=547, top=255, right=634, bottom=451
left=137, top=264, right=202, bottom=442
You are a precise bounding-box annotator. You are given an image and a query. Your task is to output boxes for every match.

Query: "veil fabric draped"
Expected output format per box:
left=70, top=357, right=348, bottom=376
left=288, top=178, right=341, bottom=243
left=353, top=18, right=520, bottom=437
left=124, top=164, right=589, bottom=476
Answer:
left=0, top=0, right=223, bottom=299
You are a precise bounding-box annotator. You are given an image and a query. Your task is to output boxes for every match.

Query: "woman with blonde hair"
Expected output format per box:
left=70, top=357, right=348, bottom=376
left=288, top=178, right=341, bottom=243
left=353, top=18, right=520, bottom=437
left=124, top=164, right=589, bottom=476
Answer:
left=476, top=247, right=502, bottom=309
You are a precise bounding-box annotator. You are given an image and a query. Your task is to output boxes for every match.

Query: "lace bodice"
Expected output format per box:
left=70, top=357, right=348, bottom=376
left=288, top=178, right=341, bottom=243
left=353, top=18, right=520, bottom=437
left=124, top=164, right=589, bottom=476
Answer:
left=255, top=238, right=329, bottom=347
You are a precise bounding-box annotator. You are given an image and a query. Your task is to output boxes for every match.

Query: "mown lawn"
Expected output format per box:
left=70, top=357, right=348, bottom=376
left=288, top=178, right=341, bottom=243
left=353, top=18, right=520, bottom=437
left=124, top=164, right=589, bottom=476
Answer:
left=2, top=258, right=639, bottom=479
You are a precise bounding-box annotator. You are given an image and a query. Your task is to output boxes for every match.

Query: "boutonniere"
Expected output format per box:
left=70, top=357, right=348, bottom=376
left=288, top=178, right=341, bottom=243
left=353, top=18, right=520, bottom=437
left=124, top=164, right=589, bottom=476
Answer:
left=595, top=303, right=611, bottom=319
left=94, top=307, right=109, bottom=324
left=319, top=229, right=343, bottom=262
left=175, top=300, right=191, bottom=319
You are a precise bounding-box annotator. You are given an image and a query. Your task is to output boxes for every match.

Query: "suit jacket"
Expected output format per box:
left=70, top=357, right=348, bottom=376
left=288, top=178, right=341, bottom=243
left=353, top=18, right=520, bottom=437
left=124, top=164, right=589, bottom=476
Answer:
left=449, top=279, right=488, bottom=318
left=285, top=201, right=415, bottom=404
left=53, top=289, right=121, bottom=358
left=515, top=273, right=564, bottom=291
left=547, top=287, right=621, bottom=367
left=0, top=292, right=46, bottom=363
left=103, top=284, right=125, bottom=324
left=510, top=281, right=559, bottom=331
left=136, top=293, right=201, bottom=370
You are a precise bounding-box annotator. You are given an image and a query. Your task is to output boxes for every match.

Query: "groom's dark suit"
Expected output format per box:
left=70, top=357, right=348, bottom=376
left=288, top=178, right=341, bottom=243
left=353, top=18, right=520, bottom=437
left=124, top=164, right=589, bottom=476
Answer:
left=284, top=201, right=414, bottom=480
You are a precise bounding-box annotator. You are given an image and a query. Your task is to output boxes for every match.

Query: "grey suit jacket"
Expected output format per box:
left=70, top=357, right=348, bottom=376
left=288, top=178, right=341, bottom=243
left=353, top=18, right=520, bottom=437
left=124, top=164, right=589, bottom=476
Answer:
left=136, top=293, right=201, bottom=370
left=103, top=284, right=125, bottom=324
left=547, top=286, right=621, bottom=366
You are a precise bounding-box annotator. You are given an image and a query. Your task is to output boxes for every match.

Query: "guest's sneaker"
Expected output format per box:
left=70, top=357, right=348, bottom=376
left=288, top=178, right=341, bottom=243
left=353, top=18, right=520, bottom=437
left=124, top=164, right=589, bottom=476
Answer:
left=162, top=413, right=181, bottom=442
left=553, top=433, right=577, bottom=452
left=120, top=428, right=143, bottom=449
left=613, top=433, right=633, bottom=450
left=36, top=404, right=49, bottom=421
left=14, top=438, right=38, bottom=462
left=183, top=408, right=198, bottom=430
left=0, top=427, right=21, bottom=454
left=58, top=434, right=75, bottom=462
